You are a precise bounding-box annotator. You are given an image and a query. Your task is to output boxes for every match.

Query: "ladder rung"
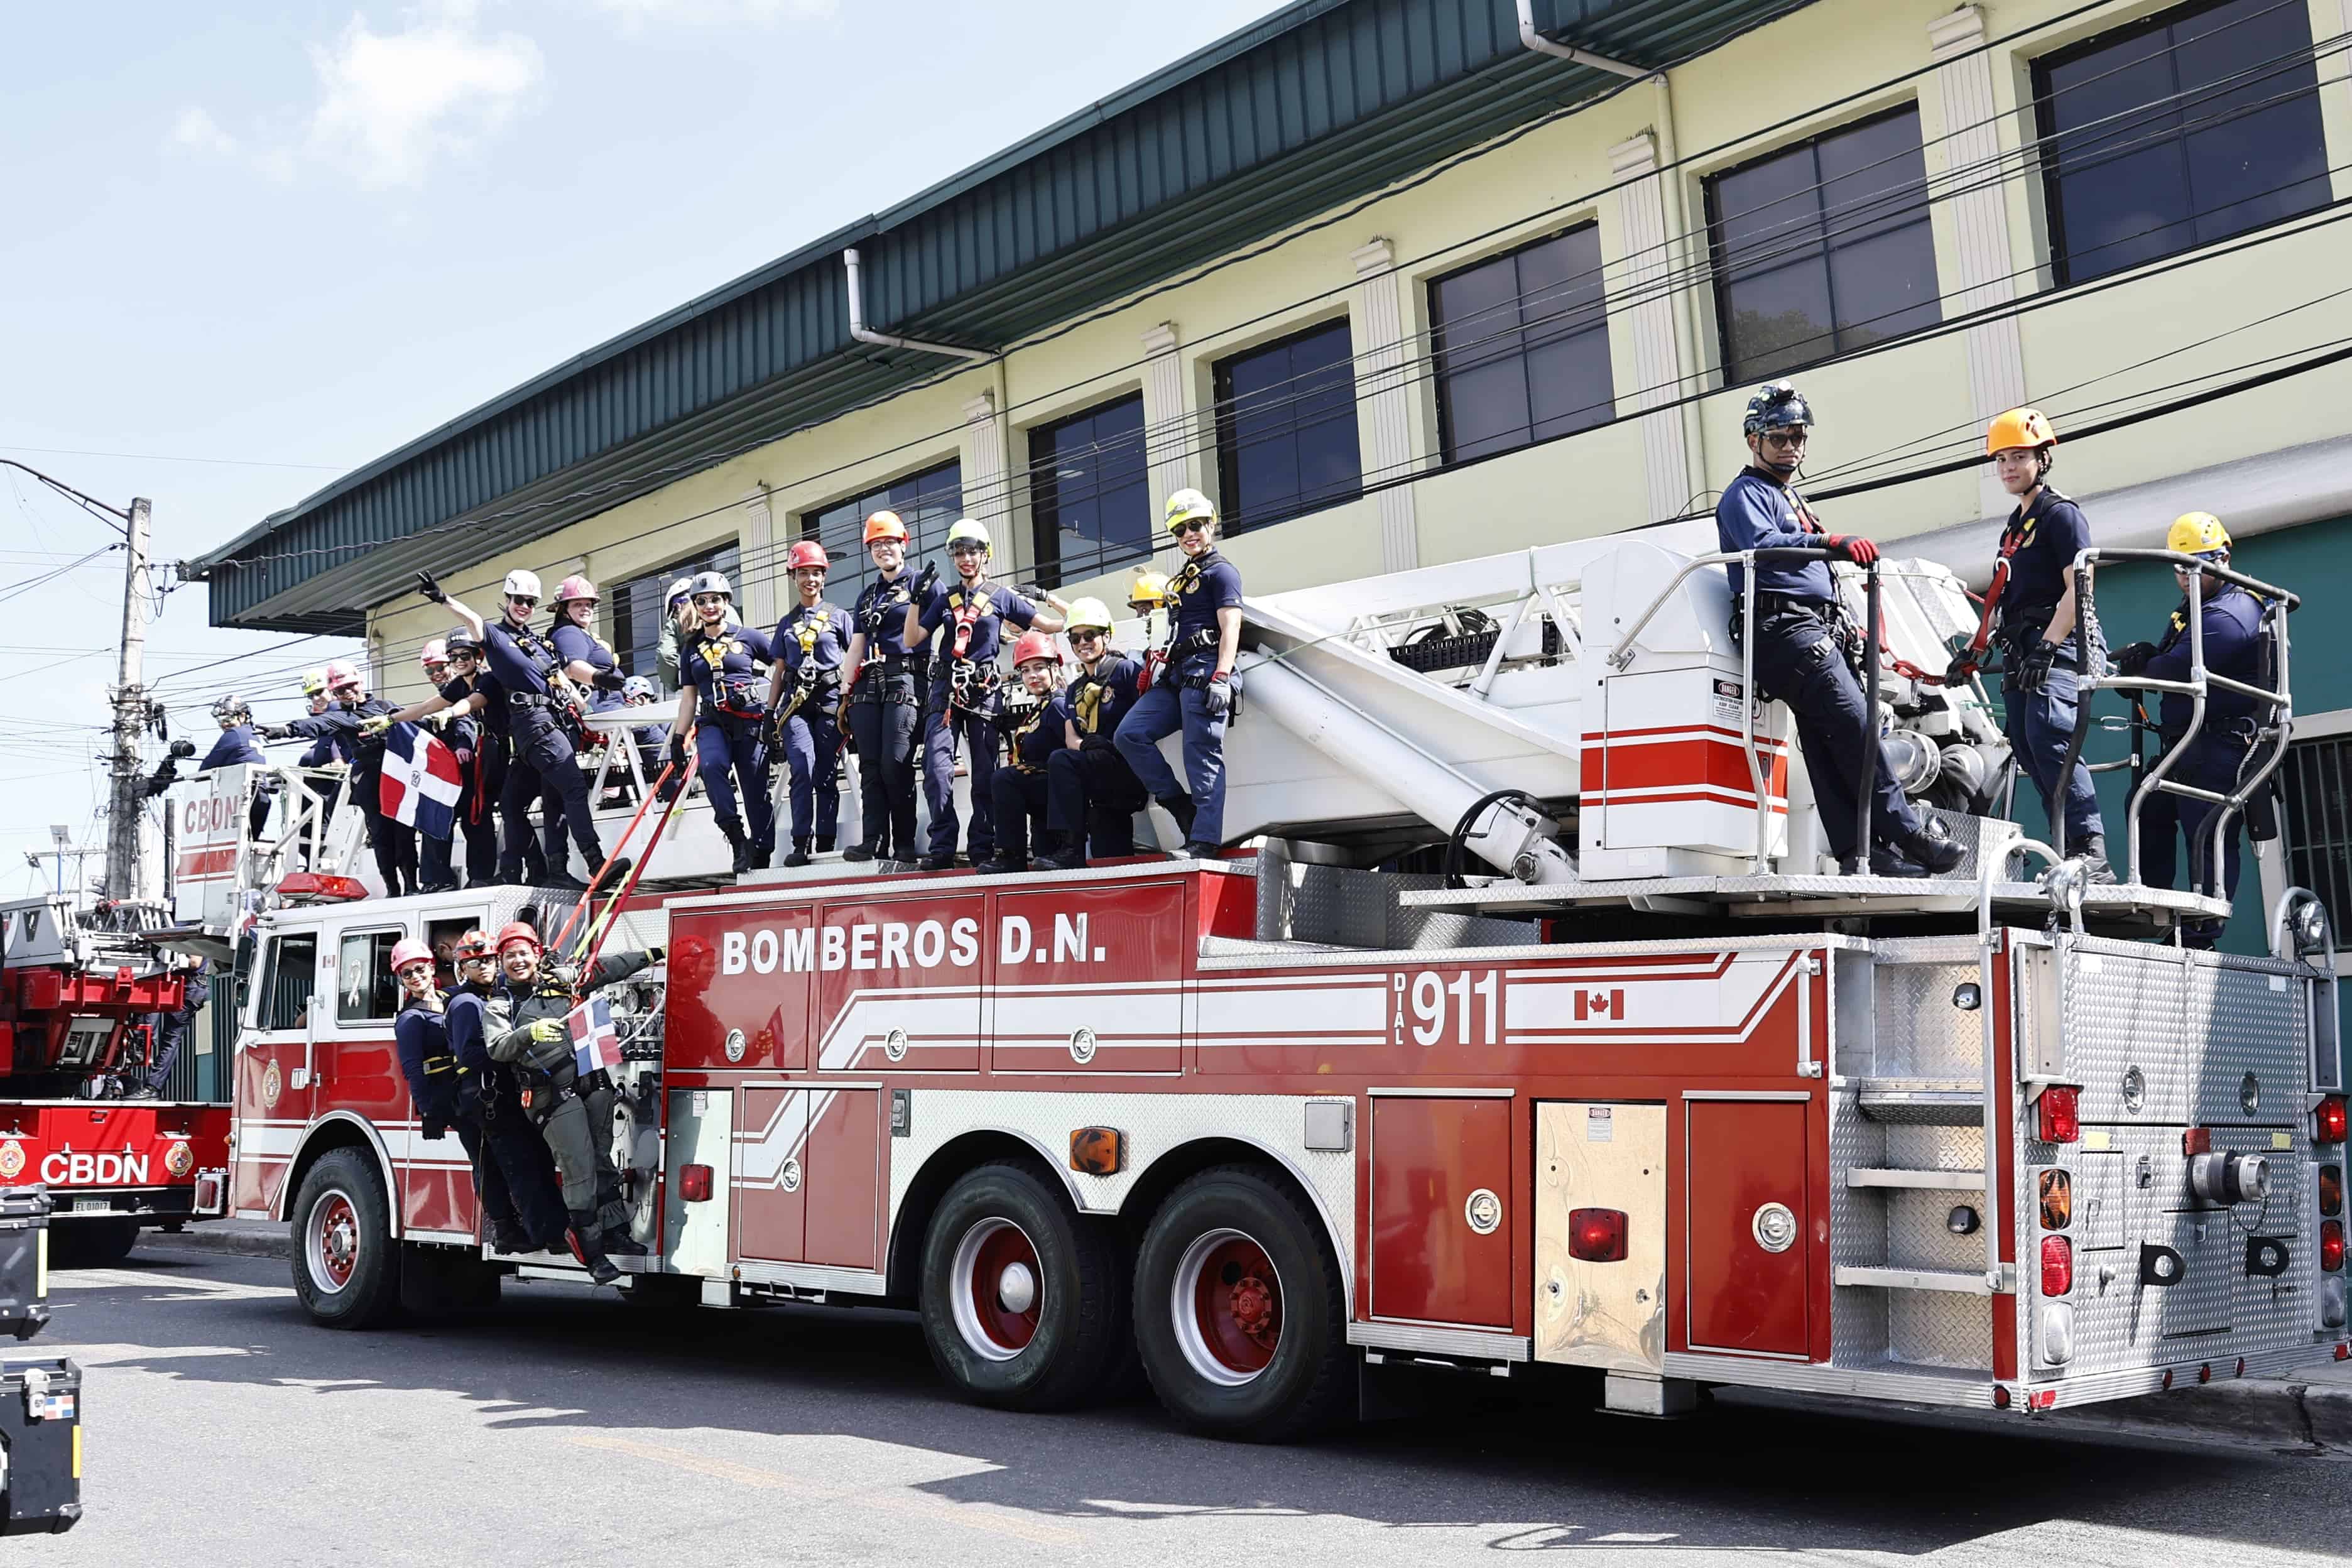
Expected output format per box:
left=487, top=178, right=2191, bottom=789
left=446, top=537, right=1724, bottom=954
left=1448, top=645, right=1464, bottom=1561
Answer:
left=1834, top=1265, right=1994, bottom=1295
left=1846, top=1167, right=1988, bottom=1190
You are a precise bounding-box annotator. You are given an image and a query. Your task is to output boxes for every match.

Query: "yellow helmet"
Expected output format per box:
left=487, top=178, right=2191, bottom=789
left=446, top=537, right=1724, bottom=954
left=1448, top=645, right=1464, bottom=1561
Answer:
left=1164, top=487, right=1216, bottom=533
left=300, top=668, right=329, bottom=697
left=2167, top=511, right=2231, bottom=557
left=1985, top=407, right=2057, bottom=456
left=1063, top=596, right=1115, bottom=636
left=945, top=518, right=992, bottom=553
left=1128, top=569, right=1168, bottom=609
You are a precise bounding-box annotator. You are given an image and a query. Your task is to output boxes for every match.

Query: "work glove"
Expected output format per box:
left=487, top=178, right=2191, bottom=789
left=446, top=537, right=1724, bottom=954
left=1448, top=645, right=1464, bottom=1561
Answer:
left=422, top=1117, right=449, bottom=1142
left=2113, top=641, right=2158, bottom=677
left=1199, top=672, right=1231, bottom=721
left=912, top=560, right=940, bottom=601
left=359, top=714, right=393, bottom=736
left=527, top=1019, right=565, bottom=1045
left=1822, top=533, right=1879, bottom=568
left=592, top=668, right=626, bottom=692
left=1941, top=653, right=1978, bottom=688
left=2016, top=640, right=2058, bottom=695
left=415, top=570, right=447, bottom=604
left=257, top=724, right=291, bottom=741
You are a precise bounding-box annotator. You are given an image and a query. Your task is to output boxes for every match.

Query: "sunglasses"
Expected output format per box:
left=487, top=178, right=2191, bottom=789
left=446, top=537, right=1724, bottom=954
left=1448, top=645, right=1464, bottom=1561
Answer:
left=949, top=543, right=988, bottom=556
left=1758, top=430, right=1809, bottom=450
left=508, top=595, right=538, bottom=607
left=1171, top=520, right=1210, bottom=535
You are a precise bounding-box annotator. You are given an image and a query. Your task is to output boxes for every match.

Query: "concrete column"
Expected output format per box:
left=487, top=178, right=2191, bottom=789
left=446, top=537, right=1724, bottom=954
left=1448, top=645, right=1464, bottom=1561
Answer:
left=1140, top=322, right=1194, bottom=574
left=1351, top=237, right=1420, bottom=572
left=1607, top=133, right=1697, bottom=525
left=742, top=486, right=776, bottom=628
left=959, top=389, right=1013, bottom=569
left=1930, top=4, right=2030, bottom=520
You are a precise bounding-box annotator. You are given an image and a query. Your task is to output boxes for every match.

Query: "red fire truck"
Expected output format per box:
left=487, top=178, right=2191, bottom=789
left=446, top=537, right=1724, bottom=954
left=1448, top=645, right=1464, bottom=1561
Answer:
left=0, top=896, right=231, bottom=1265
left=231, top=534, right=2347, bottom=1435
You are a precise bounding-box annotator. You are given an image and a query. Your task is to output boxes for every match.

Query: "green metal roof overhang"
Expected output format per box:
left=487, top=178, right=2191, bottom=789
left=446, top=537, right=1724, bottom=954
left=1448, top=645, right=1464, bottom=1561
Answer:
left=192, top=0, right=1815, bottom=633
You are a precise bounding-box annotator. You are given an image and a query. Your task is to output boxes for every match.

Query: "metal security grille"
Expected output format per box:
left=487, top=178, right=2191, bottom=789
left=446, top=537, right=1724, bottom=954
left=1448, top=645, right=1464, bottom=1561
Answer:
left=2280, top=732, right=2352, bottom=927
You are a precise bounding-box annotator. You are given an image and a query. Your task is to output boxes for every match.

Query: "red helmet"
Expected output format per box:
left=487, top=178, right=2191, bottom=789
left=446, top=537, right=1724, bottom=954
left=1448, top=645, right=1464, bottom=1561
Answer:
left=388, top=937, right=433, bottom=976
left=787, top=541, right=829, bottom=573
left=419, top=639, right=447, bottom=668
left=495, top=921, right=541, bottom=956
left=552, top=574, right=597, bottom=607
left=1011, top=629, right=1060, bottom=668
left=324, top=659, right=362, bottom=692
left=453, top=927, right=494, bottom=962
left=863, top=510, right=907, bottom=545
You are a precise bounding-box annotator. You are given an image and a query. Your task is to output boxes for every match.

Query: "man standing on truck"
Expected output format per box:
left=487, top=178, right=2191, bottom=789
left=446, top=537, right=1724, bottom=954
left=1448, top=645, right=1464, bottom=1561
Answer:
left=485, top=921, right=655, bottom=1284
left=445, top=928, right=566, bottom=1256
left=1714, top=381, right=1963, bottom=878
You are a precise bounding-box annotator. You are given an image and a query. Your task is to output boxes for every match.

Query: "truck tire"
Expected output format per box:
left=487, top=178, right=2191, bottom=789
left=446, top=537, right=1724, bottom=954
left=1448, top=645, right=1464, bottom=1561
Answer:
left=290, top=1148, right=398, bottom=1329
left=50, top=1219, right=138, bottom=1268
left=918, top=1159, right=1124, bottom=1411
left=1133, top=1165, right=1349, bottom=1442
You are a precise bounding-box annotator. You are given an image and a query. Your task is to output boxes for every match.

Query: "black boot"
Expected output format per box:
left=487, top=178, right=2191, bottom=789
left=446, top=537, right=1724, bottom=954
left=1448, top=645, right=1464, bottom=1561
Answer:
left=815, top=835, right=834, bottom=854
left=842, top=843, right=876, bottom=862
left=784, top=839, right=812, bottom=868
left=1157, top=793, right=1196, bottom=840
left=974, top=854, right=1027, bottom=874
left=565, top=1214, right=621, bottom=1284
left=601, top=1225, right=649, bottom=1258
left=753, top=836, right=776, bottom=871
left=1034, top=837, right=1086, bottom=872
left=1899, top=818, right=1966, bottom=876
left=717, top=817, right=751, bottom=874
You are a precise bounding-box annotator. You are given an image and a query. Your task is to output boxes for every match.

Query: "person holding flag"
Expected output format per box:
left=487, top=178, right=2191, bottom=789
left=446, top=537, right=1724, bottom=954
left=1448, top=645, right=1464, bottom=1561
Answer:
left=445, top=928, right=567, bottom=1255
left=379, top=710, right=468, bottom=893
left=484, top=920, right=657, bottom=1283
left=390, top=937, right=536, bottom=1253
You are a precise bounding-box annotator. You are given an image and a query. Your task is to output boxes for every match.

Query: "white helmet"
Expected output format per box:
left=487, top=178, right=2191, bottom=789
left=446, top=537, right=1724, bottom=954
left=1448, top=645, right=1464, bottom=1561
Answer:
left=503, top=569, right=543, bottom=600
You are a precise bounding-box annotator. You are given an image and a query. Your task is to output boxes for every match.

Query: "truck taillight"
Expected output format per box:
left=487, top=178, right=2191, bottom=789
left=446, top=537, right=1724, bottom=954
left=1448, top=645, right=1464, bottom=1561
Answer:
left=679, top=1164, right=713, bottom=1203
left=2040, top=1235, right=2074, bottom=1296
left=2037, top=1086, right=2081, bottom=1145
left=2322, top=1165, right=2343, bottom=1217
left=2322, top=1220, right=2346, bottom=1273
left=1569, top=1207, right=1627, bottom=1262
left=2317, top=1096, right=2348, bottom=1146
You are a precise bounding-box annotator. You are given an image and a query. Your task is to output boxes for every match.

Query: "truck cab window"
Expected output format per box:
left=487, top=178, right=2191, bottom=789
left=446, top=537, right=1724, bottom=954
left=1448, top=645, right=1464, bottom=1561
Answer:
left=337, top=930, right=406, bottom=1025
left=259, top=934, right=317, bottom=1032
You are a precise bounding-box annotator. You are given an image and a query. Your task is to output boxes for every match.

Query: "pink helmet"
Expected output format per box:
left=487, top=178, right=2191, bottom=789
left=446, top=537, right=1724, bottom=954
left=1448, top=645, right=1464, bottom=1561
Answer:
left=419, top=639, right=448, bottom=668
left=552, top=574, right=597, bottom=607
left=388, top=937, right=433, bottom=976
left=324, top=659, right=362, bottom=692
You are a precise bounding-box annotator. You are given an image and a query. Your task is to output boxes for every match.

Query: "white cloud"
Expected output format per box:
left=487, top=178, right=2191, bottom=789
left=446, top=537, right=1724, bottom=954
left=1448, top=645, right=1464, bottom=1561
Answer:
left=165, top=107, right=237, bottom=157
left=304, top=1, right=547, bottom=188
left=591, top=0, right=836, bottom=27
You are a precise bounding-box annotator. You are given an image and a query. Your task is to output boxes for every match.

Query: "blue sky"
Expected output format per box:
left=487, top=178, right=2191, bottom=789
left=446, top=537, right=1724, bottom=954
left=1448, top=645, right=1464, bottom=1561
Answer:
left=0, top=0, right=1287, bottom=893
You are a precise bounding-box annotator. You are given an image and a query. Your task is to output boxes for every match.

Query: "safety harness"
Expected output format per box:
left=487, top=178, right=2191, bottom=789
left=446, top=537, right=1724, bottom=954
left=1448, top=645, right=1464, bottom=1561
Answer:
left=776, top=606, right=844, bottom=723
left=939, top=582, right=1003, bottom=718
left=692, top=625, right=768, bottom=722
left=849, top=577, right=922, bottom=706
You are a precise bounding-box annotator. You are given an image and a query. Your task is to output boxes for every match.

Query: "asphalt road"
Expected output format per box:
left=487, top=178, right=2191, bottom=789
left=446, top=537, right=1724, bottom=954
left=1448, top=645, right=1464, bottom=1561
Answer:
left=24, top=1244, right=2352, bottom=1567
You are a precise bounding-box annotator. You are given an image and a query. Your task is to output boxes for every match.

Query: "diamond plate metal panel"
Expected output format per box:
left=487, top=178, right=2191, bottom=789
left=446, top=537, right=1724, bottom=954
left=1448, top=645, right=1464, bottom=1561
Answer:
left=1871, top=961, right=1983, bottom=1081
left=1890, top=1292, right=1993, bottom=1368
left=2187, top=963, right=2307, bottom=1126
left=2067, top=945, right=2192, bottom=1124
left=887, top=1089, right=1356, bottom=1285
left=1827, top=1087, right=1889, bottom=1365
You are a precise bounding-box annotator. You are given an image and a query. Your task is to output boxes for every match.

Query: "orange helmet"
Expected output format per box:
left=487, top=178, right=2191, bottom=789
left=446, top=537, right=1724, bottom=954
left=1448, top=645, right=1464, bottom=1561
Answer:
left=1010, top=629, right=1060, bottom=668
left=494, top=921, right=540, bottom=955
left=787, top=540, right=829, bottom=572
left=1986, top=407, right=2056, bottom=457
left=863, top=510, right=908, bottom=545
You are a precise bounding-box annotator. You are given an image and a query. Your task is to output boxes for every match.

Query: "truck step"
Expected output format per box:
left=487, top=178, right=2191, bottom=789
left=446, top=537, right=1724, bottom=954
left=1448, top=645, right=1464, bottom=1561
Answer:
left=1851, top=1080, right=1983, bottom=1124
left=1846, top=1167, right=1988, bottom=1190
left=1833, top=1265, right=1997, bottom=1295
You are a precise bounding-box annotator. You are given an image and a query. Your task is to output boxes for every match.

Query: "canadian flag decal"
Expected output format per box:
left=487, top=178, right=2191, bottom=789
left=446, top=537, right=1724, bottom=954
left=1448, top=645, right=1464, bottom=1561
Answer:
left=1574, top=989, right=1625, bottom=1021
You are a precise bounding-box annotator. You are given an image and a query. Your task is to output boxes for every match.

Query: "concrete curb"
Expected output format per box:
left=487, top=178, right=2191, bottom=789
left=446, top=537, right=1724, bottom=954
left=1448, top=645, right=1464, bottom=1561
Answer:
left=143, top=1224, right=290, bottom=1261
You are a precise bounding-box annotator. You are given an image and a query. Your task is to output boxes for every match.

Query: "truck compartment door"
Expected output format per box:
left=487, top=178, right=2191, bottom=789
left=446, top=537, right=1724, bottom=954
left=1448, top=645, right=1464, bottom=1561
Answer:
left=732, top=1087, right=806, bottom=1263
left=802, top=1088, right=882, bottom=1270
left=1534, top=1102, right=1665, bottom=1371
left=1369, top=1093, right=1513, bottom=1328
left=988, top=883, right=1184, bottom=1074
left=1685, top=1097, right=1812, bottom=1357
left=813, top=895, right=983, bottom=1072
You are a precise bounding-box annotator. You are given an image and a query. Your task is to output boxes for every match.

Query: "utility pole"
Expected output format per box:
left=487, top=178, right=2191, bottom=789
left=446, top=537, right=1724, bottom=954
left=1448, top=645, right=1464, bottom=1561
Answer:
left=104, top=497, right=153, bottom=903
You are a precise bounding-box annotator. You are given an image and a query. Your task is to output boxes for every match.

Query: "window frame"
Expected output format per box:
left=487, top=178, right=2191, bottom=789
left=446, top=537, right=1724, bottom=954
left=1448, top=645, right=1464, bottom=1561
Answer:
left=335, top=927, right=409, bottom=1028
left=2264, top=707, right=2352, bottom=955
left=611, top=540, right=740, bottom=691
left=1702, top=100, right=1944, bottom=386
left=797, top=457, right=966, bottom=604
left=1427, top=220, right=1616, bottom=468
left=1209, top=315, right=1364, bottom=537
left=2030, top=0, right=2331, bottom=290
left=1026, top=391, right=1152, bottom=591
left=254, top=930, right=320, bottom=1034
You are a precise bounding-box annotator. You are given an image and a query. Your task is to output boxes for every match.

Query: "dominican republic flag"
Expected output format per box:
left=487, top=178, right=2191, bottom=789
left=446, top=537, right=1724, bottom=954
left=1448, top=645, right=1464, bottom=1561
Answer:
left=568, top=997, right=623, bottom=1077
left=380, top=722, right=464, bottom=839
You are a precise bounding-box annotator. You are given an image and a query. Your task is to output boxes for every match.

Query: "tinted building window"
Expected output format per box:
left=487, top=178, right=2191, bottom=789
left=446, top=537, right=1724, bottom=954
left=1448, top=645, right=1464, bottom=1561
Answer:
left=1212, top=319, right=1362, bottom=534
left=1028, top=394, right=1150, bottom=589
left=1707, top=105, right=1942, bottom=384
left=1430, top=224, right=1613, bottom=464
left=611, top=542, right=739, bottom=687
left=800, top=458, right=964, bottom=602
left=2035, top=0, right=2328, bottom=286
left=2283, top=732, right=2352, bottom=932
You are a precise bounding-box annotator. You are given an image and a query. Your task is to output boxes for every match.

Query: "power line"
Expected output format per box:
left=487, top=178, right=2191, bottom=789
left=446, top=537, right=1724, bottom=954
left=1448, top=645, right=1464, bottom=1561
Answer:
left=0, top=444, right=349, bottom=473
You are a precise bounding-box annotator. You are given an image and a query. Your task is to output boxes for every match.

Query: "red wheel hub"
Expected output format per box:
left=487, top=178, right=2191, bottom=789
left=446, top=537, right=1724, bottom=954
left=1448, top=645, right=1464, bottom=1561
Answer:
left=966, top=1222, right=1041, bottom=1353
left=1191, top=1236, right=1281, bottom=1374
left=317, top=1194, right=358, bottom=1289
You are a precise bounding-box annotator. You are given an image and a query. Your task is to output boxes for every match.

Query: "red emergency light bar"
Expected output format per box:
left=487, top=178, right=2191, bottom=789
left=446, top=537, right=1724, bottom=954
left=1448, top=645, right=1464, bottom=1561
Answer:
left=276, top=873, right=369, bottom=903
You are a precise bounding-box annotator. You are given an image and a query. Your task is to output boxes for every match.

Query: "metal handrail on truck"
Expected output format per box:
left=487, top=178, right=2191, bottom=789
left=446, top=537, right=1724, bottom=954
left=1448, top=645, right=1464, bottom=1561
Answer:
left=2049, top=548, right=2297, bottom=891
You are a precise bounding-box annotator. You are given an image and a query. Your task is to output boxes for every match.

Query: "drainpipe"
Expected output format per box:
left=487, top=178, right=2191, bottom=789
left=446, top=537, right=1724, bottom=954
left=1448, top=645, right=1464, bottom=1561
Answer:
left=1515, top=0, right=1648, bottom=77
left=842, top=248, right=991, bottom=362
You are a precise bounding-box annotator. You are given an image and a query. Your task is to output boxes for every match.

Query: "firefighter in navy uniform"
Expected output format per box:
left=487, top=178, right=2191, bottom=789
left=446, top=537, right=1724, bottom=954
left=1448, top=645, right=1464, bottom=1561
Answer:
left=2113, top=513, right=2277, bottom=948
left=902, top=518, right=1066, bottom=871
left=150, top=694, right=276, bottom=837
left=1115, top=489, right=1244, bottom=858
left=1714, top=383, right=1963, bottom=878
left=446, top=928, right=566, bottom=1255
left=1038, top=597, right=1145, bottom=871
left=976, top=631, right=1072, bottom=873
left=768, top=541, right=854, bottom=867
left=837, top=511, right=925, bottom=863
left=1947, top=408, right=2114, bottom=881
left=389, top=937, right=532, bottom=1252
left=486, top=921, right=656, bottom=1283
left=267, top=661, right=413, bottom=894
left=670, top=571, right=778, bottom=873
left=369, top=623, right=535, bottom=886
